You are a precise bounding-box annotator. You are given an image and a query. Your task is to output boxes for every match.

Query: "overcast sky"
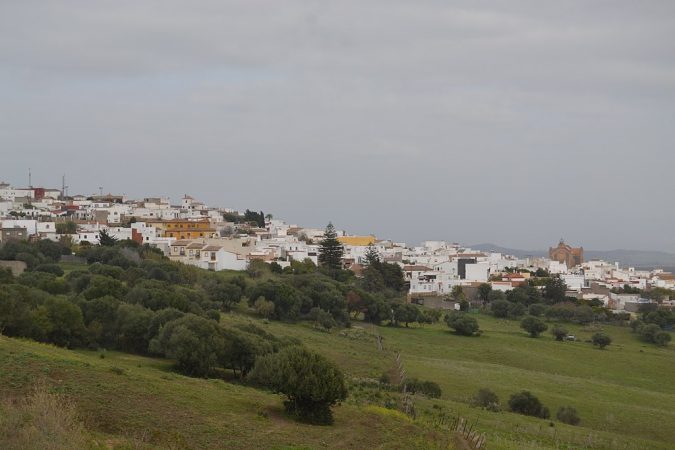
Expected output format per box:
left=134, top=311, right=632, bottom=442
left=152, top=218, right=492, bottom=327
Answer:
left=1, top=1, right=674, bottom=251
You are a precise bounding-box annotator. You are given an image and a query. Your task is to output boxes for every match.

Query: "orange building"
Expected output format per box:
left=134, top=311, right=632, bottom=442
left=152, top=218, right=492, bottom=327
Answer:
left=337, top=235, right=377, bottom=246
left=147, top=219, right=216, bottom=240
left=549, top=239, right=583, bottom=268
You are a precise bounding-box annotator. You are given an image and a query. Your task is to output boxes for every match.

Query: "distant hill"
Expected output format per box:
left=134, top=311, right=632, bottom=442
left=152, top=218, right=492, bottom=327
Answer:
left=471, top=243, right=675, bottom=270
left=470, top=243, right=546, bottom=259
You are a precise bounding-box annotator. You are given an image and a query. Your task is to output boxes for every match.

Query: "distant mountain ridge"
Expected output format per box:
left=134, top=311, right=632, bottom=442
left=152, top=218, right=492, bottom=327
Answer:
left=470, top=243, right=675, bottom=271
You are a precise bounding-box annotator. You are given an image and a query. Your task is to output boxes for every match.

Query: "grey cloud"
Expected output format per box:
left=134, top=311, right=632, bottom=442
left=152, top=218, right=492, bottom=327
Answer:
left=1, top=0, right=674, bottom=251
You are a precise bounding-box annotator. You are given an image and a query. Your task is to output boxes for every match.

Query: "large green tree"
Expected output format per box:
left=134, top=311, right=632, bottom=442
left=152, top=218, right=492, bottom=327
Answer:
left=149, top=314, right=225, bottom=377
left=477, top=283, right=492, bottom=303
left=318, top=222, right=344, bottom=272
left=249, top=346, right=348, bottom=424
left=543, top=277, right=567, bottom=303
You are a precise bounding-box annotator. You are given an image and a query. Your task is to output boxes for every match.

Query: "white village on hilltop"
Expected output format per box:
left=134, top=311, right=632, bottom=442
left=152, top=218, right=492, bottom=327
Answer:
left=1, top=180, right=674, bottom=314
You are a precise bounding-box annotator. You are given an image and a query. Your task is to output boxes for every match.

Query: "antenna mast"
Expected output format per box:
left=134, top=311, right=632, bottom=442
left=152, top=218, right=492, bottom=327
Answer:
left=61, top=174, right=69, bottom=199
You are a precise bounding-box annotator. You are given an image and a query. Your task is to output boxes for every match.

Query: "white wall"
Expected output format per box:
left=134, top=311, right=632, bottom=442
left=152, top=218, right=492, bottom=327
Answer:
left=561, top=274, right=585, bottom=291
left=465, top=262, right=489, bottom=282
left=37, top=222, right=56, bottom=233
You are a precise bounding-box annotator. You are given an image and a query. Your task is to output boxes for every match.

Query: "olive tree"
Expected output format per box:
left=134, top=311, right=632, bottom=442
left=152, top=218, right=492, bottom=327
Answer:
left=444, top=311, right=481, bottom=336
left=551, top=325, right=568, bottom=341
left=591, top=332, right=612, bottom=349
left=520, top=316, right=548, bottom=338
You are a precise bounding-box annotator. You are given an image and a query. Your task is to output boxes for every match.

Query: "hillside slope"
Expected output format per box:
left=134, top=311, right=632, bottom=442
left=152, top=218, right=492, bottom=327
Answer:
left=2, top=313, right=674, bottom=450
left=0, top=335, right=447, bottom=450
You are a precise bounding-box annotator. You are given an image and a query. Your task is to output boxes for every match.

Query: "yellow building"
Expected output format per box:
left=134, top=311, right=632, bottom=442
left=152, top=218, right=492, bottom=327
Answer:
left=337, top=235, right=377, bottom=246
left=147, top=219, right=216, bottom=240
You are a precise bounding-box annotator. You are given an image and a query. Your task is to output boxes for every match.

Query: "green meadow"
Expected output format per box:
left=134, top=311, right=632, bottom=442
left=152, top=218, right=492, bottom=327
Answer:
left=1, top=310, right=674, bottom=449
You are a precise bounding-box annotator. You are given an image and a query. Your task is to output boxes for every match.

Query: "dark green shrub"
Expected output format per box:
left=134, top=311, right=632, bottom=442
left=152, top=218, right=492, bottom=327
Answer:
left=551, top=325, right=568, bottom=341
left=404, top=378, right=442, bottom=398
left=308, top=307, right=337, bottom=330
left=556, top=406, right=580, bottom=425
left=34, top=264, right=64, bottom=277
left=508, top=302, right=526, bottom=318
left=88, top=263, right=125, bottom=280
left=491, top=300, right=510, bottom=318
left=0, top=267, right=13, bottom=284
left=149, top=314, right=224, bottom=377
left=508, top=391, right=550, bottom=419
left=220, top=328, right=274, bottom=378
left=249, top=346, right=348, bottom=424
left=520, top=316, right=548, bottom=337
left=528, top=303, right=547, bottom=317
left=591, top=332, right=612, bottom=349
left=639, top=323, right=671, bottom=346
left=445, top=312, right=481, bottom=336
left=654, top=331, right=672, bottom=346
left=471, top=388, right=501, bottom=412
left=630, top=319, right=644, bottom=333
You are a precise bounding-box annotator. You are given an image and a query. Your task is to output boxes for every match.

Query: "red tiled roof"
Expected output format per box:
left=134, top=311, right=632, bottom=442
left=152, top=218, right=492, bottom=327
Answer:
left=403, top=265, right=432, bottom=272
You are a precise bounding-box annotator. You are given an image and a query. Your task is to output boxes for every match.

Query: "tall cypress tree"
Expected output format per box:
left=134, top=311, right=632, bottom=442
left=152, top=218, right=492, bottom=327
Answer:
left=318, top=222, right=344, bottom=272
left=364, top=244, right=380, bottom=266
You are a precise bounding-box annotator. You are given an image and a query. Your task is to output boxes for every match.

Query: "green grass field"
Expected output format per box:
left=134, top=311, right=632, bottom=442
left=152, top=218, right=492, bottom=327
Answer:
left=0, top=334, right=448, bottom=449
left=1, top=312, right=674, bottom=449
left=219, top=313, right=675, bottom=450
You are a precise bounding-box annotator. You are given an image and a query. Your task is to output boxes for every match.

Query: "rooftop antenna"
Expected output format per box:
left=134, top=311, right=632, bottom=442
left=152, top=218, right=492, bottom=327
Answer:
left=28, top=168, right=32, bottom=188
left=61, top=174, right=68, bottom=199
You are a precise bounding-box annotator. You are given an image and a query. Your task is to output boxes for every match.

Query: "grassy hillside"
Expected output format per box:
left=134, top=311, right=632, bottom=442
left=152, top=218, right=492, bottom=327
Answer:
left=2, top=312, right=673, bottom=449
left=0, top=334, right=447, bottom=450
left=220, top=313, right=675, bottom=450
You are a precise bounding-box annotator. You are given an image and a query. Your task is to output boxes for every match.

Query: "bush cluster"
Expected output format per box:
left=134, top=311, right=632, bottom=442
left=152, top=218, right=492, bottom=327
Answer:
left=508, top=391, right=550, bottom=419
left=403, top=378, right=442, bottom=398
left=631, top=320, right=671, bottom=346
left=485, top=277, right=622, bottom=325
left=444, top=311, right=481, bottom=336
left=470, top=388, right=581, bottom=425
